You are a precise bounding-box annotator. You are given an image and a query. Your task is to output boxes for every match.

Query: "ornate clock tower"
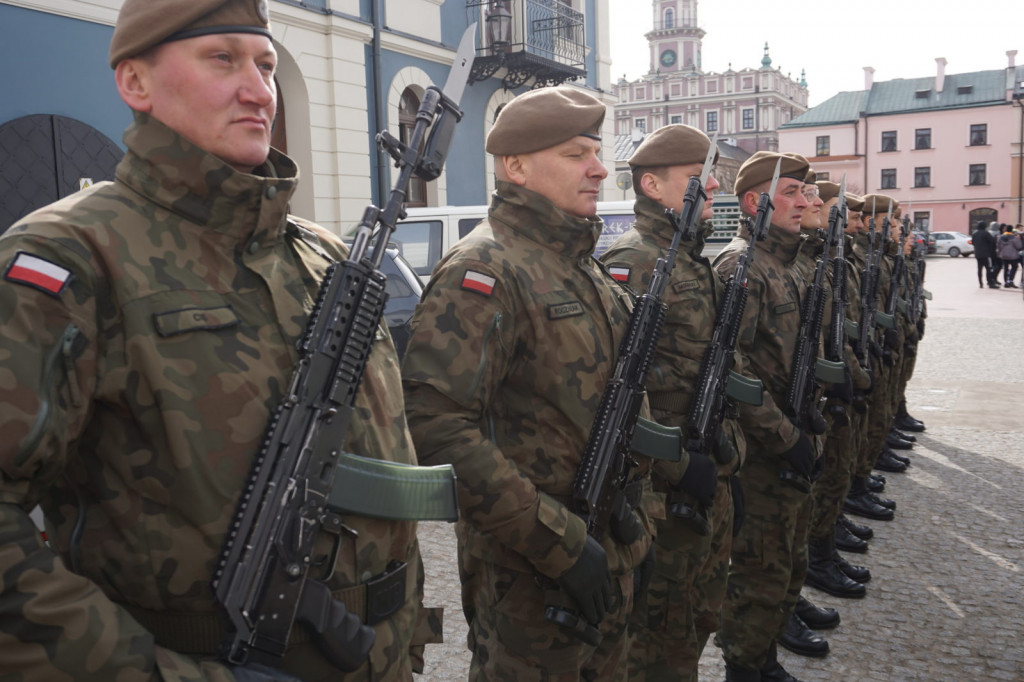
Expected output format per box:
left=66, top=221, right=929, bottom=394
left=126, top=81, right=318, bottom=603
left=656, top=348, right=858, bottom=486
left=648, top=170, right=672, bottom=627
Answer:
left=646, top=0, right=705, bottom=73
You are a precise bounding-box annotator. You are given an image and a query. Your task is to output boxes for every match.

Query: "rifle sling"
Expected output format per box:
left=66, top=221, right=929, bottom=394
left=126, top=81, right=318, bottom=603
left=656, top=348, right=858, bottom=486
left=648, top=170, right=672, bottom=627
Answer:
left=115, top=560, right=413, bottom=654
left=327, top=452, right=459, bottom=522
left=631, top=417, right=683, bottom=462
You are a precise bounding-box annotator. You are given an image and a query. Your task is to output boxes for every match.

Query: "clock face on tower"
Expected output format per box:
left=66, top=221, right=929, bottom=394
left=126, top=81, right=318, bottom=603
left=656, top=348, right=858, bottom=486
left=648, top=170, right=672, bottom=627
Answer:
left=660, top=49, right=677, bottom=67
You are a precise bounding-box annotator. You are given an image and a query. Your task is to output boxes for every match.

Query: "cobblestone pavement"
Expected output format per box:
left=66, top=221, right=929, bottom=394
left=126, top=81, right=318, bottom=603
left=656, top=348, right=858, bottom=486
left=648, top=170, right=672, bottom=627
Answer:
left=415, top=255, right=1024, bottom=681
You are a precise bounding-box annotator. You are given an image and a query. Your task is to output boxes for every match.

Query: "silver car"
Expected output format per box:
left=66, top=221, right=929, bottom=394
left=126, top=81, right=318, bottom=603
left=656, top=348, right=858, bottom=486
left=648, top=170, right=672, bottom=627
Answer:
left=930, top=231, right=974, bottom=257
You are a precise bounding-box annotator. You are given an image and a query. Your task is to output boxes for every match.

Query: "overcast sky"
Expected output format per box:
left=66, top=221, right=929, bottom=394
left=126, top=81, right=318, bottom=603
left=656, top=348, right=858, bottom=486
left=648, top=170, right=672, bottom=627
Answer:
left=608, top=1, right=1024, bottom=107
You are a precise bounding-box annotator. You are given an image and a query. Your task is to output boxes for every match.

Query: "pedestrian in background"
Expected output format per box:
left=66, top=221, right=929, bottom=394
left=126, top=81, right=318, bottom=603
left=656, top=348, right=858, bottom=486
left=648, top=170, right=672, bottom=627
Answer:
left=972, top=220, right=999, bottom=288
left=997, top=224, right=1022, bottom=287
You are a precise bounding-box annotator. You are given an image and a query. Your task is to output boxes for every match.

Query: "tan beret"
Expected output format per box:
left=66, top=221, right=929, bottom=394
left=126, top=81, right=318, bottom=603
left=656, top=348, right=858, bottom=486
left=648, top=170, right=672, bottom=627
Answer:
left=860, top=194, right=899, bottom=215
left=627, top=124, right=719, bottom=169
left=110, top=0, right=272, bottom=68
left=816, top=181, right=840, bottom=203
left=734, top=151, right=810, bottom=198
left=804, top=168, right=817, bottom=184
left=845, top=193, right=865, bottom=212
left=486, top=87, right=605, bottom=155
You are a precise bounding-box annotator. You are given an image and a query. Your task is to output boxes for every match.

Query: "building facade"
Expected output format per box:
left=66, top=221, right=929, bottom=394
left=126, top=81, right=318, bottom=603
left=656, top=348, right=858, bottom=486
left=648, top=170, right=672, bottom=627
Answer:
left=612, top=0, right=809, bottom=159
left=0, top=0, right=618, bottom=234
left=779, top=55, right=1024, bottom=233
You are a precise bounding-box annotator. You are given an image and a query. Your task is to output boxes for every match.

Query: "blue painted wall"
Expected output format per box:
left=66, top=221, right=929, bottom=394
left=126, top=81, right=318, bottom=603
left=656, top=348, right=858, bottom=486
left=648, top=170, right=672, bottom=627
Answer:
left=0, top=4, right=130, bottom=147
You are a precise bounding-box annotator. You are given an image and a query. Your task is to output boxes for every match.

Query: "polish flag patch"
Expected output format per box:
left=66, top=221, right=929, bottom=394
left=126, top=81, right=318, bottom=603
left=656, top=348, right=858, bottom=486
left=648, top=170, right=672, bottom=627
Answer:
left=608, top=266, right=630, bottom=282
left=4, top=252, right=72, bottom=296
left=461, top=270, right=496, bottom=296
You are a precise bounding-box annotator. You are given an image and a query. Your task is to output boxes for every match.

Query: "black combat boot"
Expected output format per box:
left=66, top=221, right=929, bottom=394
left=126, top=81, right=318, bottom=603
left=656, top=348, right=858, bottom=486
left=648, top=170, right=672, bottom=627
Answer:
left=760, top=642, right=805, bottom=682
left=834, top=518, right=868, bottom=553
left=805, top=535, right=866, bottom=599
left=891, top=428, right=917, bottom=443
left=895, top=400, right=926, bottom=432
left=867, top=490, right=896, bottom=510
left=724, top=661, right=762, bottom=682
left=834, top=547, right=871, bottom=583
left=794, top=594, right=840, bottom=629
left=866, top=473, right=886, bottom=493
left=839, top=514, right=874, bottom=540
left=885, top=431, right=914, bottom=450
left=874, top=448, right=908, bottom=473
left=845, top=477, right=895, bottom=521
left=777, top=612, right=829, bottom=657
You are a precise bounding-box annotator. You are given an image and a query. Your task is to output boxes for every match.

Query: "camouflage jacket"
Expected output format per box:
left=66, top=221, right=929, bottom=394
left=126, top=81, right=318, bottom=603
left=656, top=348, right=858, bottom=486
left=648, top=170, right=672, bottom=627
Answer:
left=712, top=223, right=804, bottom=457
left=599, top=195, right=746, bottom=482
left=0, top=113, right=426, bottom=682
left=401, top=182, right=656, bottom=580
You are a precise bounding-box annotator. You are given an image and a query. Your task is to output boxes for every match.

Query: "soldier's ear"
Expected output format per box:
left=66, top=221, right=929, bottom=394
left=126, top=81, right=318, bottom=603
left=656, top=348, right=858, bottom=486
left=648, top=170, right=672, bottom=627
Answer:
left=639, top=171, right=661, bottom=201
left=115, top=58, right=155, bottom=113
left=501, top=154, right=528, bottom=187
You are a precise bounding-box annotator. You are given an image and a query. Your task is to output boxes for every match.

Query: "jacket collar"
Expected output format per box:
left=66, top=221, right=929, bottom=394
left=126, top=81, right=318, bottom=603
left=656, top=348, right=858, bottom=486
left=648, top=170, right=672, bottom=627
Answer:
left=490, top=181, right=603, bottom=259
left=633, top=195, right=713, bottom=256
left=116, top=112, right=298, bottom=246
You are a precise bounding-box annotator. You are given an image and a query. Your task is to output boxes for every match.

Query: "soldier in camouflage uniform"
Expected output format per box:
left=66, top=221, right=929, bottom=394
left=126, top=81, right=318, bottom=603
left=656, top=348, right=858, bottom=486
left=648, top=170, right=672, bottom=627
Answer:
left=845, top=195, right=903, bottom=525
left=598, top=125, right=746, bottom=682
left=0, top=1, right=438, bottom=680
left=712, top=152, right=816, bottom=682
left=401, top=87, right=682, bottom=681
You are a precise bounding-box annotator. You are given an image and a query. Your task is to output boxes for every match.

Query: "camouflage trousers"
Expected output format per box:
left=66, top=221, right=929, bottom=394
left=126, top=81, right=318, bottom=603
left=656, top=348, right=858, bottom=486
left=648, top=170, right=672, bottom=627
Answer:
left=627, top=474, right=734, bottom=682
left=459, top=552, right=633, bottom=681
left=856, top=356, right=899, bottom=478
left=716, top=456, right=812, bottom=670
left=809, top=405, right=859, bottom=540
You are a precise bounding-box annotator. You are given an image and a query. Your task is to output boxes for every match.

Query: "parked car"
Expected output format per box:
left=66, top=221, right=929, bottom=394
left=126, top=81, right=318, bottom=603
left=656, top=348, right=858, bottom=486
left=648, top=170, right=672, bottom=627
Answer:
left=930, top=231, right=974, bottom=257
left=911, top=231, right=937, bottom=254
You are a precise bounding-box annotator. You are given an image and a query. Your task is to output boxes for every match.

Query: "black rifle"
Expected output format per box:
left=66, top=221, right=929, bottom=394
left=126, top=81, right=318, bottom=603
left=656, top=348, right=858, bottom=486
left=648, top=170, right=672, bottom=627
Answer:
left=873, top=210, right=899, bottom=358
left=212, top=25, right=474, bottom=671
left=667, top=158, right=773, bottom=535
left=855, top=203, right=885, bottom=371
left=781, top=187, right=848, bottom=491
left=826, top=188, right=850, bottom=371
left=546, top=163, right=699, bottom=646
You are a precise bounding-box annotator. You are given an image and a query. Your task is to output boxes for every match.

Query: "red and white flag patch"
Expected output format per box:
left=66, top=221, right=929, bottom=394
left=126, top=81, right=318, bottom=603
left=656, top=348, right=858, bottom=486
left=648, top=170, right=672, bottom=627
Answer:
left=5, top=252, right=72, bottom=296
left=608, top=266, right=630, bottom=282
left=461, top=270, right=496, bottom=296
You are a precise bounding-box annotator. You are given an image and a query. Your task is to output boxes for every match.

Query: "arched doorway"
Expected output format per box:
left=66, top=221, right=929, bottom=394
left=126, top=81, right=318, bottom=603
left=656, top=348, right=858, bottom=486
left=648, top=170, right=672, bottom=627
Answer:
left=969, top=207, right=998, bottom=232
left=0, top=114, right=123, bottom=232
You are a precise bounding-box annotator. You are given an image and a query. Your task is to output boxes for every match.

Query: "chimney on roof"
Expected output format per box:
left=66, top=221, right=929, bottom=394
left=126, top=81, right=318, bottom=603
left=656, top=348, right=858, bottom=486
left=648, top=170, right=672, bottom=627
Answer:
left=935, top=57, right=947, bottom=93
left=864, top=66, right=875, bottom=89
left=1009, top=50, right=1018, bottom=69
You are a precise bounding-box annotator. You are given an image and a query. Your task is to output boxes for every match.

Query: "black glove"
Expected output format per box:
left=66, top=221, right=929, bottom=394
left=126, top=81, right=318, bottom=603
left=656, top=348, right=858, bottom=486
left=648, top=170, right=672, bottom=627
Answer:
left=608, top=490, right=643, bottom=546
left=632, top=544, right=656, bottom=601
left=557, top=535, right=612, bottom=625
left=730, top=475, right=745, bottom=537
left=676, top=449, right=717, bottom=509
left=779, top=431, right=814, bottom=479
left=231, top=664, right=304, bottom=682
left=851, top=392, right=868, bottom=414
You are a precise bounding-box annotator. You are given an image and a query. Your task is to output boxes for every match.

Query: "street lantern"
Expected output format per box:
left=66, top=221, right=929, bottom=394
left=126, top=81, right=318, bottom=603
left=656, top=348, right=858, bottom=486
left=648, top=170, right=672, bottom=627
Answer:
left=486, top=0, right=512, bottom=53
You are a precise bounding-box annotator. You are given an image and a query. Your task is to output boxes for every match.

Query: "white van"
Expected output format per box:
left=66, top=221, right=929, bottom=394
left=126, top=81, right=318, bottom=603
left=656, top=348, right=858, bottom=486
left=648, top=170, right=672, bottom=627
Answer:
left=393, top=196, right=741, bottom=283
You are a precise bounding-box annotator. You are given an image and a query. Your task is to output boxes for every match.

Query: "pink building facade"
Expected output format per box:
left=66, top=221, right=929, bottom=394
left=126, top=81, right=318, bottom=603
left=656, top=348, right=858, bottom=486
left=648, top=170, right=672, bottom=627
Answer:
left=780, top=57, right=1024, bottom=233
left=613, top=0, right=808, bottom=156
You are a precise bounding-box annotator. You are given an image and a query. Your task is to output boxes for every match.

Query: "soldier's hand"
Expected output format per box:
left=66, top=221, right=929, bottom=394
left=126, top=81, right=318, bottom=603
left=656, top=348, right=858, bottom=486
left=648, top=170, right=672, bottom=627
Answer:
left=676, top=449, right=717, bottom=509
left=557, top=535, right=612, bottom=625
left=231, top=663, right=304, bottom=682
left=779, top=431, right=814, bottom=479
